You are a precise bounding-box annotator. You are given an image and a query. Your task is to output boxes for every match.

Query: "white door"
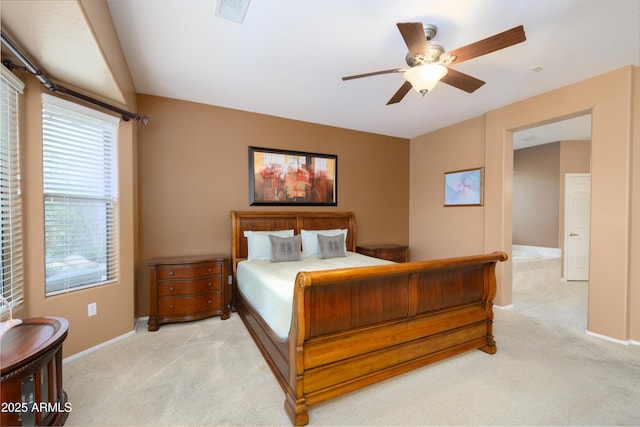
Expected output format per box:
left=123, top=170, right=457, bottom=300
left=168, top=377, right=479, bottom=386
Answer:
left=564, top=174, right=591, bottom=281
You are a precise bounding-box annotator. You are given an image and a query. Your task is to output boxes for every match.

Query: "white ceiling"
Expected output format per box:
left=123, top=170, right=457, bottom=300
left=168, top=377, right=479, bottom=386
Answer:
left=106, top=0, right=639, bottom=139
left=1, top=1, right=639, bottom=141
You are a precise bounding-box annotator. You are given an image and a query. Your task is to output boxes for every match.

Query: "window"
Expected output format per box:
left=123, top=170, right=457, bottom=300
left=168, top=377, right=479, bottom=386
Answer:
left=1, top=65, right=24, bottom=315
left=42, top=94, right=120, bottom=295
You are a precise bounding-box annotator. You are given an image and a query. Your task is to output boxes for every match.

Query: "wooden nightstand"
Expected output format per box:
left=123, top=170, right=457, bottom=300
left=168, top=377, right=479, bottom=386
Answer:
left=148, top=254, right=231, bottom=331
left=356, top=244, right=408, bottom=263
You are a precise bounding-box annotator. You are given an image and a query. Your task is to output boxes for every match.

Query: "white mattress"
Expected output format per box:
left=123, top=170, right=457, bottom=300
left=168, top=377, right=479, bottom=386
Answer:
left=236, top=252, right=393, bottom=339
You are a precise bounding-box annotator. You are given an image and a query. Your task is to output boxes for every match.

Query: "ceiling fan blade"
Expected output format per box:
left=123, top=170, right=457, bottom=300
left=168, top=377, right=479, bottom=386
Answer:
left=440, top=68, right=486, bottom=93
left=342, top=68, right=406, bottom=81
left=445, top=25, right=526, bottom=64
left=397, top=22, right=428, bottom=56
left=387, top=81, right=413, bottom=105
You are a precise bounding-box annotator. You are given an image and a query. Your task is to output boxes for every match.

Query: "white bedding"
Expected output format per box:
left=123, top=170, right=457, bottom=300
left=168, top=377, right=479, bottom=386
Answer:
left=237, top=252, right=393, bottom=339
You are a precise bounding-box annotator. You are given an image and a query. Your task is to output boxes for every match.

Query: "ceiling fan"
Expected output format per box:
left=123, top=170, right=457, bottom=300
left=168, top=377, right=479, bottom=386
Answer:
left=342, top=23, right=526, bottom=105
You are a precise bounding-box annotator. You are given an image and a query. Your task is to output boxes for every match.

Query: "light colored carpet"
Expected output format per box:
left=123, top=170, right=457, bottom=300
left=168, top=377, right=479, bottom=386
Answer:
left=513, top=279, right=589, bottom=333
left=63, top=280, right=640, bottom=426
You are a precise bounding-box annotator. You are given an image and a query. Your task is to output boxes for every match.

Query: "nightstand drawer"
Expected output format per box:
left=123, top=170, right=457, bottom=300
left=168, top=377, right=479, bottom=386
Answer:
left=156, top=261, right=222, bottom=279
left=157, top=276, right=222, bottom=296
left=158, top=293, right=222, bottom=316
left=356, top=244, right=408, bottom=263
left=378, top=250, right=408, bottom=263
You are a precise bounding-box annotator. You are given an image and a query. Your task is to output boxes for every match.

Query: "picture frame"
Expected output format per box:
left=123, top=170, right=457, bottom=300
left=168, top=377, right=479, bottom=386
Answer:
left=444, top=167, right=484, bottom=206
left=248, top=146, right=337, bottom=206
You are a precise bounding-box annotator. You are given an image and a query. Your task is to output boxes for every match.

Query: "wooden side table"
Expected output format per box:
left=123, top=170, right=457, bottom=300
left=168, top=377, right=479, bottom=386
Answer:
left=148, top=254, right=231, bottom=331
left=1, top=317, right=70, bottom=427
left=356, top=244, right=409, bottom=263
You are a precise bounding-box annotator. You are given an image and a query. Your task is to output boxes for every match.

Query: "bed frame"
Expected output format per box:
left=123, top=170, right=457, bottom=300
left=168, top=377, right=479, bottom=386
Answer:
left=230, top=211, right=507, bottom=426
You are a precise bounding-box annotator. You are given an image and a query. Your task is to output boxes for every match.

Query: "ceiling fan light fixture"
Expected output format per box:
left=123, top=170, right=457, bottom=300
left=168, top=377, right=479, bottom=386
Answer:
left=404, top=64, right=448, bottom=95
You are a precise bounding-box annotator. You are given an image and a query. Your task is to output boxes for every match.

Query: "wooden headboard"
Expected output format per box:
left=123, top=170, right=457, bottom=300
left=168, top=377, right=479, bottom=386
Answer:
left=230, top=211, right=356, bottom=272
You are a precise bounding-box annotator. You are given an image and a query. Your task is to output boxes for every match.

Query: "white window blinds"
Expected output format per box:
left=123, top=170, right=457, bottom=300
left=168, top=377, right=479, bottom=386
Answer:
left=1, top=65, right=25, bottom=315
left=42, top=94, right=120, bottom=295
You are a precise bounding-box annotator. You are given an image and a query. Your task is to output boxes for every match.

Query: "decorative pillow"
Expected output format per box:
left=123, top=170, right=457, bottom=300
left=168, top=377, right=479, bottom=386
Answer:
left=243, top=229, right=294, bottom=260
left=301, top=229, right=347, bottom=257
left=317, top=233, right=346, bottom=259
left=269, top=234, right=302, bottom=262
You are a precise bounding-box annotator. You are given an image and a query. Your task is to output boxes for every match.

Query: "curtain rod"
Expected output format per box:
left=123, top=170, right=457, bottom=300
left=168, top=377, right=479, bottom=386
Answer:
left=1, top=30, right=148, bottom=124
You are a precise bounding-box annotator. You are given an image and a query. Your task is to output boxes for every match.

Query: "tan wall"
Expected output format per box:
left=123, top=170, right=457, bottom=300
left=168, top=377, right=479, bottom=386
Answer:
left=629, top=67, right=640, bottom=343
left=409, top=116, right=486, bottom=261
left=411, top=65, right=637, bottom=342
left=17, top=2, right=138, bottom=357
left=136, top=95, right=410, bottom=317
left=631, top=66, right=640, bottom=343
left=513, top=143, right=560, bottom=247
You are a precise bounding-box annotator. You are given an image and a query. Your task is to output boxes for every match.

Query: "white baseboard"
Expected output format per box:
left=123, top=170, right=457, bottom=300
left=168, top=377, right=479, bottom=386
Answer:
left=136, top=316, right=149, bottom=331
left=494, top=304, right=514, bottom=310
left=62, top=317, right=151, bottom=363
left=585, top=329, right=632, bottom=346
left=63, top=328, right=136, bottom=363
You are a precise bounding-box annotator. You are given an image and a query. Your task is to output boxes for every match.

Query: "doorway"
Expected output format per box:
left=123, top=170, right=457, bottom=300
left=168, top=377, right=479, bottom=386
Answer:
left=511, top=114, right=591, bottom=332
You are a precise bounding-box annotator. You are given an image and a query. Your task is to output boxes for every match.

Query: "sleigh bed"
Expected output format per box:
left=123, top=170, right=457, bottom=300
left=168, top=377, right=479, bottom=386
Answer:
left=230, top=211, right=507, bottom=426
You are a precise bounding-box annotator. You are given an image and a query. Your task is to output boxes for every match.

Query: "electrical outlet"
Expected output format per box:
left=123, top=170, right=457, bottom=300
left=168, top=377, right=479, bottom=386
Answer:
left=88, top=302, right=97, bottom=317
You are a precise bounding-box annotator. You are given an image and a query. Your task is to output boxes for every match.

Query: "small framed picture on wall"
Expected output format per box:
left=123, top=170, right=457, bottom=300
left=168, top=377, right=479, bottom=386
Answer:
left=444, top=167, right=484, bottom=206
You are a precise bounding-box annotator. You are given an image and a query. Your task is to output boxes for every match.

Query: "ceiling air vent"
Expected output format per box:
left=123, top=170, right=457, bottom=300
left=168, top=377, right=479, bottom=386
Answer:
left=215, top=0, right=250, bottom=23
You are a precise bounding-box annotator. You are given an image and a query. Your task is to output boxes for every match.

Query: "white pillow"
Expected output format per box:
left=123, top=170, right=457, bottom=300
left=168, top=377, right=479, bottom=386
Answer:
left=244, top=229, right=294, bottom=260
left=301, top=229, right=347, bottom=257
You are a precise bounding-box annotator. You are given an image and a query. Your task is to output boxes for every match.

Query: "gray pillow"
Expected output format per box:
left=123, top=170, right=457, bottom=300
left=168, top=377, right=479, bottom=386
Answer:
left=317, top=233, right=346, bottom=259
left=269, top=234, right=302, bottom=262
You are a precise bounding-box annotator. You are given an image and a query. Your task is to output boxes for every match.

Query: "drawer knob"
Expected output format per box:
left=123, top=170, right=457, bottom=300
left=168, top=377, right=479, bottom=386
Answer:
left=169, top=305, right=174, bottom=310
left=169, top=286, right=175, bottom=291
left=208, top=300, right=212, bottom=304
left=169, top=271, right=174, bottom=276
left=208, top=282, right=212, bottom=287
left=208, top=268, right=212, bottom=273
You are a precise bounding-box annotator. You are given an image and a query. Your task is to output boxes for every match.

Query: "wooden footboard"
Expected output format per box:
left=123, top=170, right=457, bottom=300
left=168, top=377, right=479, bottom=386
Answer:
left=284, top=252, right=507, bottom=426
